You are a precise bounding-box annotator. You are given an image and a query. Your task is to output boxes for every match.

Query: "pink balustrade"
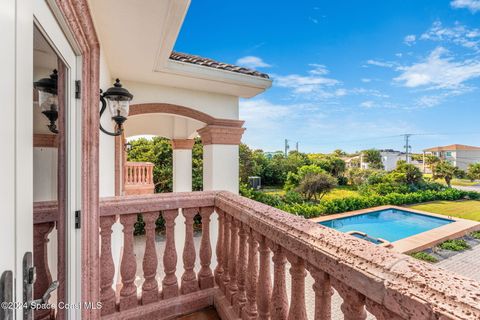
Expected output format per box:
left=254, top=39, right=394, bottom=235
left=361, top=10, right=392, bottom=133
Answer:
left=35, top=192, right=480, bottom=320
left=123, top=162, right=155, bottom=195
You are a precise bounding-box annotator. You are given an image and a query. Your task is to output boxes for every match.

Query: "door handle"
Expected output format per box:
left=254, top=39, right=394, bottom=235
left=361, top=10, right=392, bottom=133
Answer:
left=0, top=270, right=13, bottom=320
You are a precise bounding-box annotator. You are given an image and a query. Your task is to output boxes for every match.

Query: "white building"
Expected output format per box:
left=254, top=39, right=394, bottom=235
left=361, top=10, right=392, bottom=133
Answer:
left=423, top=144, right=480, bottom=170
left=346, top=150, right=411, bottom=171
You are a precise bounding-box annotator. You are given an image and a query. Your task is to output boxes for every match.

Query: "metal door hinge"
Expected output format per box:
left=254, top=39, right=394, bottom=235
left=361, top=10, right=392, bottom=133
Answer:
left=75, top=210, right=81, bottom=229
left=0, top=270, right=13, bottom=320
left=75, top=80, right=81, bottom=99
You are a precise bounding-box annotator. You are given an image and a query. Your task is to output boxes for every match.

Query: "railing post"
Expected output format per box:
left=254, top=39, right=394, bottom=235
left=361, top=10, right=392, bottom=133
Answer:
left=214, top=209, right=225, bottom=288
left=227, top=218, right=239, bottom=303
left=198, top=207, right=214, bottom=289
left=119, top=214, right=138, bottom=310
left=99, top=216, right=117, bottom=315
left=242, top=227, right=258, bottom=320
left=181, top=208, right=199, bottom=294
left=162, top=209, right=179, bottom=299
left=287, top=254, right=307, bottom=320
left=33, top=222, right=55, bottom=320
left=256, top=233, right=272, bottom=320
left=141, top=212, right=160, bottom=304
left=222, top=214, right=231, bottom=295
left=332, top=278, right=367, bottom=320
left=270, top=243, right=288, bottom=320
left=234, top=222, right=248, bottom=316
left=308, top=266, right=332, bottom=320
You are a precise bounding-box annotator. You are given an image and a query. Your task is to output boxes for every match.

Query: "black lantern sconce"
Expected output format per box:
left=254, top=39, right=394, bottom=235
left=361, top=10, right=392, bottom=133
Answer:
left=33, top=70, right=59, bottom=134
left=124, top=141, right=132, bottom=152
left=100, top=79, right=133, bottom=136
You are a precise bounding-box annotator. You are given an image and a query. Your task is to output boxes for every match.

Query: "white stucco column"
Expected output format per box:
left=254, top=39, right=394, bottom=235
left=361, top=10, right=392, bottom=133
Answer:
left=198, top=125, right=245, bottom=194
left=171, top=139, right=194, bottom=192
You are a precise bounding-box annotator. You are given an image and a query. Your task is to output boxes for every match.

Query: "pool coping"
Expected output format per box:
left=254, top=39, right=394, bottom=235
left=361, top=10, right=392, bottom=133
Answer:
left=310, top=205, right=480, bottom=254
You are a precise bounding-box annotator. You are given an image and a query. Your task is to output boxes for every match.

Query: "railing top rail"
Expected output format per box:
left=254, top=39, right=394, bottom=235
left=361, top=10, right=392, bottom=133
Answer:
left=125, top=161, right=155, bottom=167
left=33, top=200, right=58, bottom=224
left=214, top=191, right=480, bottom=320
left=99, top=191, right=217, bottom=216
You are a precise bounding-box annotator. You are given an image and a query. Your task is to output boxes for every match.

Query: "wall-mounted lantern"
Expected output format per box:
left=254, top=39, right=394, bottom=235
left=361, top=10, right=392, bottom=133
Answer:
left=33, top=70, right=59, bottom=134
left=124, top=141, right=132, bottom=152
left=100, top=79, right=133, bottom=136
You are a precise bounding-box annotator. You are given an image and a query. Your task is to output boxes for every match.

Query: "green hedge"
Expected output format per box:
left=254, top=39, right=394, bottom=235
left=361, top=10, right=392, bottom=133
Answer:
left=246, top=187, right=480, bottom=219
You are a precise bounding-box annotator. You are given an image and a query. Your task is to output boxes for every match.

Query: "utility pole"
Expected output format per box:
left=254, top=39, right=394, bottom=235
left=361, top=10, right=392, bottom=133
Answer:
left=295, top=141, right=299, bottom=152
left=284, top=139, right=289, bottom=157
left=404, top=134, right=412, bottom=163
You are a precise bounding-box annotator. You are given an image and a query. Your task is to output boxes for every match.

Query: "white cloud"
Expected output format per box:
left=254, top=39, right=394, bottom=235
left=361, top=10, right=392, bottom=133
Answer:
left=394, top=46, right=480, bottom=89
left=235, top=56, right=271, bottom=68
left=366, top=59, right=396, bottom=68
left=404, top=34, right=416, bottom=46
left=361, top=78, right=372, bottom=83
left=273, top=65, right=340, bottom=95
left=360, top=100, right=375, bottom=108
left=421, top=21, right=480, bottom=50
left=309, top=17, right=319, bottom=24
left=451, top=0, right=480, bottom=12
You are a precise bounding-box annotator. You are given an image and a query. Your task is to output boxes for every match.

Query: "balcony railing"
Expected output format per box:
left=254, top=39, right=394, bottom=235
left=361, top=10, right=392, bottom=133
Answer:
left=35, top=192, right=480, bottom=320
left=123, top=162, right=155, bottom=195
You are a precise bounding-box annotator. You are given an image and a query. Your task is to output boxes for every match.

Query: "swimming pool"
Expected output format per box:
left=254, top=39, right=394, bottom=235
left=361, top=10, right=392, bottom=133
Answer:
left=319, top=208, right=454, bottom=242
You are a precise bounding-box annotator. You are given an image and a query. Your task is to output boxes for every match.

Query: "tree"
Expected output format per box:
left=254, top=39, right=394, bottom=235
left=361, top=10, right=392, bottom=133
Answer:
left=284, top=165, right=325, bottom=191
left=393, top=162, right=423, bottom=185
left=296, top=172, right=337, bottom=201
left=467, top=163, right=480, bottom=181
left=333, top=149, right=348, bottom=157
left=433, top=160, right=457, bottom=187
left=311, top=155, right=346, bottom=178
left=424, top=154, right=440, bottom=172
left=362, top=149, right=384, bottom=170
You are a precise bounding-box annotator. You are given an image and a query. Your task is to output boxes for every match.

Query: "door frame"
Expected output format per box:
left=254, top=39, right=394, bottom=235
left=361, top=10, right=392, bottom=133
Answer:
left=49, top=1, right=101, bottom=318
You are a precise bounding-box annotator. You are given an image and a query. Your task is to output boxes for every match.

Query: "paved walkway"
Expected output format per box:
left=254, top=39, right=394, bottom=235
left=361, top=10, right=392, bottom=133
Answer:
left=453, top=184, right=480, bottom=192
left=437, top=244, right=480, bottom=281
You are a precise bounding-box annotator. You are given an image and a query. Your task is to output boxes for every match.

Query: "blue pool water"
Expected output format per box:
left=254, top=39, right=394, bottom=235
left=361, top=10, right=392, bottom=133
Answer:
left=319, top=208, right=454, bottom=242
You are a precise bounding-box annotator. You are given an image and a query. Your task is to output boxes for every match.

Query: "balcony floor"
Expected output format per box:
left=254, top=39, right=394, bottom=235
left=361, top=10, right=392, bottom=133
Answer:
left=176, top=307, right=220, bottom=320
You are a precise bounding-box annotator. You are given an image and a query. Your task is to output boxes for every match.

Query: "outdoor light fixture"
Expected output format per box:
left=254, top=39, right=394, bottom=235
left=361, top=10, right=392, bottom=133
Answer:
left=33, top=69, right=59, bottom=134
left=100, top=78, right=133, bottom=136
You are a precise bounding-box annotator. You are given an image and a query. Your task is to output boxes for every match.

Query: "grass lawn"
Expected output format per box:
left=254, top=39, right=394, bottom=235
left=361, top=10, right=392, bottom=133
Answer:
left=408, top=200, right=480, bottom=222
left=262, top=185, right=360, bottom=200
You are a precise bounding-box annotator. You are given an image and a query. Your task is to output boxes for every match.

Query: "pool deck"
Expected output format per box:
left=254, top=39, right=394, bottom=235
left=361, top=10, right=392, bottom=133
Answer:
left=310, top=205, right=480, bottom=254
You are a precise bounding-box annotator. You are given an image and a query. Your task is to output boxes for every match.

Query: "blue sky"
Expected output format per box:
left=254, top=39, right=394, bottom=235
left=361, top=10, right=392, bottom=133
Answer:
left=175, top=0, right=480, bottom=154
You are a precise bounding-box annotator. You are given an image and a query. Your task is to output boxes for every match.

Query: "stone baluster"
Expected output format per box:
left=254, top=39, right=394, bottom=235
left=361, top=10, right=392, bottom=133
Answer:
left=124, top=165, right=128, bottom=184
left=287, top=254, right=307, bottom=320
left=308, top=266, right=333, bottom=320
left=234, top=222, right=248, bottom=316
left=256, top=233, right=272, bottom=320
left=269, top=243, right=289, bottom=320
left=198, top=207, right=214, bottom=289
left=33, top=222, right=55, bottom=320
left=99, top=216, right=117, bottom=315
left=214, top=209, right=225, bottom=287
left=181, top=208, right=199, bottom=294
left=119, top=214, right=138, bottom=310
left=242, top=227, right=259, bottom=320
left=141, top=212, right=160, bottom=304
left=140, top=166, right=145, bottom=183
left=222, top=214, right=231, bottom=294
left=227, top=218, right=239, bottom=303
left=162, top=209, right=179, bottom=299
left=332, top=278, right=367, bottom=320
left=365, top=299, right=403, bottom=320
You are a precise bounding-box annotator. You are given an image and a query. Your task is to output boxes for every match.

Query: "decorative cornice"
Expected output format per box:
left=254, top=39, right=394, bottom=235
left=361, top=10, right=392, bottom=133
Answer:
left=33, top=134, right=57, bottom=148
left=171, top=139, right=195, bottom=150
left=197, top=125, right=245, bottom=145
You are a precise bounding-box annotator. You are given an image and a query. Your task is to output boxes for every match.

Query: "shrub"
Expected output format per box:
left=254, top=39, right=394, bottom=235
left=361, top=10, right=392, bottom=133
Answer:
left=296, top=172, right=337, bottom=201
left=438, top=239, right=470, bottom=251
left=410, top=252, right=438, bottom=263
left=470, top=231, right=480, bottom=239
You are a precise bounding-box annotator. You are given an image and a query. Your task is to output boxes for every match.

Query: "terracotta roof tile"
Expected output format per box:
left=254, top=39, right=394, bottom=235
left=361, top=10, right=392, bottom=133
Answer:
left=423, top=144, right=480, bottom=152
left=169, top=52, right=270, bottom=79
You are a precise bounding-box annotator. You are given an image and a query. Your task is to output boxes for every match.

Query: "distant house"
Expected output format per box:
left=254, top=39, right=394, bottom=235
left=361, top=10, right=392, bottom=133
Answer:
left=423, top=144, right=480, bottom=170
left=345, top=149, right=413, bottom=171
